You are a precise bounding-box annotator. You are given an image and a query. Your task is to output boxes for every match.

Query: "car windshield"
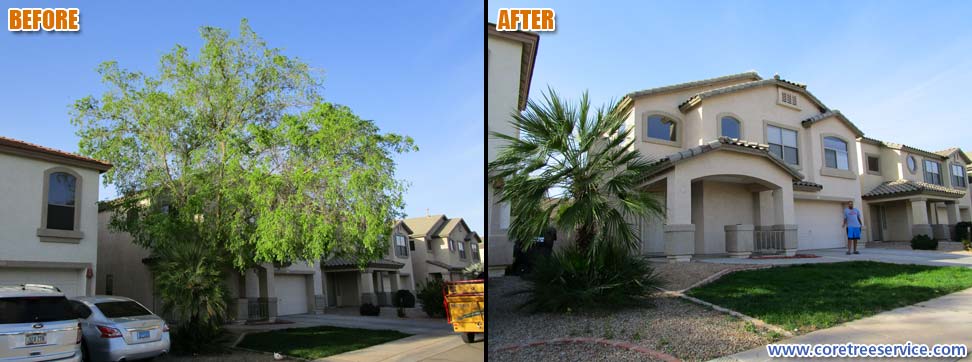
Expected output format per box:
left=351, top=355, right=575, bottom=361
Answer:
left=0, top=296, right=75, bottom=323
left=96, top=301, right=152, bottom=318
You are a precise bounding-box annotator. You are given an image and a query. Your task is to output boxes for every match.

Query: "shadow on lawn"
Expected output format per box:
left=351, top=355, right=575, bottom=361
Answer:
left=686, top=261, right=972, bottom=332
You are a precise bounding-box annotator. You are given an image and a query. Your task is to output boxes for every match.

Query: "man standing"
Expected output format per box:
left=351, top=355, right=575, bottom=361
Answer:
left=842, top=201, right=863, bottom=255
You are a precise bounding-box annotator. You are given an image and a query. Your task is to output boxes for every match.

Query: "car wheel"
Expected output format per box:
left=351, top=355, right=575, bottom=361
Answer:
left=461, top=332, right=475, bottom=343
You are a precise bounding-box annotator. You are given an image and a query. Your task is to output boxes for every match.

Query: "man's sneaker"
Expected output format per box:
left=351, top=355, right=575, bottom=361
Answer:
left=854, top=251, right=860, bottom=254
left=846, top=251, right=851, bottom=255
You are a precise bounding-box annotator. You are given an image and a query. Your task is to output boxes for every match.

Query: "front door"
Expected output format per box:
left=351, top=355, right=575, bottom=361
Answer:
left=870, top=205, right=885, bottom=241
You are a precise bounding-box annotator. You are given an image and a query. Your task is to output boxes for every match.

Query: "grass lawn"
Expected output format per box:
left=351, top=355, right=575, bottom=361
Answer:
left=686, top=261, right=972, bottom=333
left=237, top=325, right=411, bottom=359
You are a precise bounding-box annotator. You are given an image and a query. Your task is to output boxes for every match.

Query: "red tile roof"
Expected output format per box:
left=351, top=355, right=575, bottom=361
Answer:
left=0, top=136, right=112, bottom=172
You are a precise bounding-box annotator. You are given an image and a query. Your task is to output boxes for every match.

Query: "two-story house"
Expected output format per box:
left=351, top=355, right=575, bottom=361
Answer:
left=0, top=136, right=111, bottom=297
left=402, top=214, right=480, bottom=284
left=859, top=141, right=972, bottom=242
left=487, top=22, right=539, bottom=277
left=321, top=220, right=416, bottom=307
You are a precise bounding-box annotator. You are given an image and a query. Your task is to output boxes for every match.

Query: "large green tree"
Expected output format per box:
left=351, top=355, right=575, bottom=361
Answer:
left=71, top=20, right=414, bottom=334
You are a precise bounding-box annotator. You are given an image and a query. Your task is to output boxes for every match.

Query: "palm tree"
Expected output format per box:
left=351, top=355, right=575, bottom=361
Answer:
left=488, top=88, right=665, bottom=257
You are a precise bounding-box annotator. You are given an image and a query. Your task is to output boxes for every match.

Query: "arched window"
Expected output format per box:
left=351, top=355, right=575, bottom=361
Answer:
left=45, top=171, right=78, bottom=230
left=720, top=116, right=741, bottom=139
left=823, top=137, right=849, bottom=170
left=645, top=115, right=677, bottom=142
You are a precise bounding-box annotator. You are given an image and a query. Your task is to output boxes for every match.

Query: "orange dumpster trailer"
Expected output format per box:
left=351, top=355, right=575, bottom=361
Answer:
left=443, top=279, right=484, bottom=343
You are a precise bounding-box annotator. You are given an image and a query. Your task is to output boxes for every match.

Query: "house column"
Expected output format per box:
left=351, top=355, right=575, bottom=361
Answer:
left=311, top=262, right=325, bottom=314
left=359, top=270, right=376, bottom=305
left=664, top=175, right=695, bottom=262
left=910, top=198, right=933, bottom=238
left=945, top=201, right=961, bottom=241
left=389, top=272, right=400, bottom=306
left=772, top=188, right=799, bottom=256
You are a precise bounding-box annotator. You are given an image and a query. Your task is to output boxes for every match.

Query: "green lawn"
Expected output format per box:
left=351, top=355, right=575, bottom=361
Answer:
left=687, top=261, right=972, bottom=333
left=237, top=325, right=411, bottom=359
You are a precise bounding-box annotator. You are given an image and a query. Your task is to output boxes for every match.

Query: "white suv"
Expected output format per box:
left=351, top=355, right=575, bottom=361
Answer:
left=0, top=284, right=82, bottom=361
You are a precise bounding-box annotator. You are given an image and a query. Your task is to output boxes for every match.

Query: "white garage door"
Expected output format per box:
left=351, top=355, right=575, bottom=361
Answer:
left=795, top=200, right=846, bottom=250
left=0, top=268, right=82, bottom=297
left=274, top=274, right=308, bottom=316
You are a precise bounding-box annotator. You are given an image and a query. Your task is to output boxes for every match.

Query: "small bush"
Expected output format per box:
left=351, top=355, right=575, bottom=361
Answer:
left=416, top=279, right=446, bottom=318
left=911, top=234, right=938, bottom=250
left=955, top=221, right=972, bottom=243
left=393, top=289, right=416, bottom=308
left=359, top=303, right=380, bottom=316
left=515, top=246, right=661, bottom=313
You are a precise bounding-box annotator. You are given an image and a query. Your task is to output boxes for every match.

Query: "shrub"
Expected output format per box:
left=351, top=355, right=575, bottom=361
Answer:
left=150, top=242, right=228, bottom=353
left=462, top=263, right=484, bottom=279
left=515, top=246, right=661, bottom=313
left=955, top=221, right=972, bottom=243
left=393, top=289, right=416, bottom=308
left=911, top=234, right=938, bottom=250
left=417, top=279, right=446, bottom=318
left=359, top=303, right=380, bottom=316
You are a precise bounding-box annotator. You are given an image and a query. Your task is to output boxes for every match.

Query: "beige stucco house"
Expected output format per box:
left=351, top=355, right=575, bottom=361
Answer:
left=488, top=71, right=972, bottom=265
left=321, top=220, right=417, bottom=307
left=0, top=136, right=111, bottom=297
left=487, top=22, right=538, bottom=276
left=402, top=214, right=481, bottom=284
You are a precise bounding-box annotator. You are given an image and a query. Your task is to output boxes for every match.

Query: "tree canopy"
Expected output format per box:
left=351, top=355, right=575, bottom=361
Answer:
left=71, top=19, right=415, bottom=270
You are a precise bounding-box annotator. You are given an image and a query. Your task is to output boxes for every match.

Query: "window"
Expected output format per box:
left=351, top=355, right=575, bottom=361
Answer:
left=68, top=301, right=92, bottom=319
left=952, top=164, right=966, bottom=187
left=394, top=234, right=408, bottom=257
left=409, top=239, right=415, bottom=251
left=95, top=301, right=152, bottom=318
left=105, top=274, right=113, bottom=295
left=924, top=160, right=942, bottom=185
left=0, top=297, right=74, bottom=323
left=720, top=116, right=741, bottom=139
left=767, top=125, right=799, bottom=165
left=907, top=155, right=917, bottom=173
left=781, top=92, right=798, bottom=106
left=458, top=242, right=466, bottom=259
left=426, top=238, right=433, bottom=251
left=471, top=242, right=480, bottom=260
left=645, top=115, right=677, bottom=142
left=867, top=155, right=880, bottom=173
left=45, top=171, right=78, bottom=230
left=823, top=137, right=849, bottom=170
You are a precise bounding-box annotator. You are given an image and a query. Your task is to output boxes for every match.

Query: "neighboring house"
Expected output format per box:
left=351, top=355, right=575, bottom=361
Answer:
left=0, top=136, right=111, bottom=297
left=858, top=144, right=972, bottom=241
left=486, top=22, right=539, bottom=277
left=401, top=214, right=481, bottom=284
left=321, top=220, right=416, bottom=307
left=616, top=72, right=972, bottom=261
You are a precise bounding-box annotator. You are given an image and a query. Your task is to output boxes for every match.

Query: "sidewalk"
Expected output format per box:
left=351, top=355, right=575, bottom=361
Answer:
left=716, top=287, right=972, bottom=361
left=316, top=334, right=481, bottom=362
left=701, top=247, right=972, bottom=267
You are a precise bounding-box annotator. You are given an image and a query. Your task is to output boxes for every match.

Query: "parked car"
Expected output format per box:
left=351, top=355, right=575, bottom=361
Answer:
left=68, top=296, right=169, bottom=362
left=0, top=284, right=82, bottom=362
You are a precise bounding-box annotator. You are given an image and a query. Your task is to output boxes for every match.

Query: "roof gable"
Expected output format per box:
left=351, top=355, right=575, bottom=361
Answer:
left=643, top=137, right=805, bottom=181
left=801, top=110, right=864, bottom=137
left=0, top=136, right=112, bottom=172
left=626, top=71, right=762, bottom=99
left=934, top=148, right=972, bottom=164
left=678, top=76, right=829, bottom=113
left=401, top=214, right=447, bottom=237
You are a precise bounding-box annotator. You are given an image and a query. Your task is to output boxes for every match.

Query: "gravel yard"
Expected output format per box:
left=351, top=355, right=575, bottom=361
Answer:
left=491, top=342, right=669, bottom=362
left=650, top=261, right=762, bottom=291
left=488, top=276, right=779, bottom=361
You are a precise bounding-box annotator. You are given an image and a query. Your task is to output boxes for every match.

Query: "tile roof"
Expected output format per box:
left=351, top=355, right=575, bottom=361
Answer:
left=401, top=214, right=446, bottom=237
left=626, top=71, right=762, bottom=99
left=0, top=136, right=112, bottom=172
left=426, top=260, right=464, bottom=272
left=862, top=179, right=966, bottom=200
left=646, top=137, right=805, bottom=180
left=801, top=110, right=864, bottom=137
left=678, top=75, right=829, bottom=113
left=934, top=148, right=972, bottom=164
left=859, top=137, right=948, bottom=160
left=322, top=258, right=405, bottom=270
left=793, top=180, right=823, bottom=192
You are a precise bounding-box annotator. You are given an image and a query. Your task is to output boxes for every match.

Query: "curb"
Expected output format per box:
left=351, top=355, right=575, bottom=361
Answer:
left=495, top=337, right=682, bottom=362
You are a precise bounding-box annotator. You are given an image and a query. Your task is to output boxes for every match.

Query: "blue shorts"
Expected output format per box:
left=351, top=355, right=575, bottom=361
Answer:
left=847, top=227, right=861, bottom=240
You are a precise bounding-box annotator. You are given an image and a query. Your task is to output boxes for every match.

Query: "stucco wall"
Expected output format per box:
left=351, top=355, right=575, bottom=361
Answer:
left=487, top=35, right=522, bottom=271
left=95, top=211, right=155, bottom=308
left=387, top=222, right=416, bottom=291
left=694, top=180, right=755, bottom=255
left=0, top=154, right=100, bottom=295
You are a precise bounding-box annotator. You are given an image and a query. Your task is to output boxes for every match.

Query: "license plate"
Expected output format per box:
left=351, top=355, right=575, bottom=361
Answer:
left=136, top=330, right=150, bottom=339
left=25, top=333, right=45, bottom=345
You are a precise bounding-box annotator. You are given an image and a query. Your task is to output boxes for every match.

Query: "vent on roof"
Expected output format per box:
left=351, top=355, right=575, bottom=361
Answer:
left=781, top=92, right=798, bottom=106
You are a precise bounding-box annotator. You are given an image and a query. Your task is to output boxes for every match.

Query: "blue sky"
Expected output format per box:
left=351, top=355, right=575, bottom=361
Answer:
left=488, top=0, right=972, bottom=153
left=0, top=1, right=484, bottom=232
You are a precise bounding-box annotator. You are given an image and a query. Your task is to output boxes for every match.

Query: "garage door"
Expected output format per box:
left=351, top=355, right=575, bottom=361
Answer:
left=795, top=200, right=846, bottom=250
left=274, top=274, right=308, bottom=315
left=0, top=268, right=82, bottom=297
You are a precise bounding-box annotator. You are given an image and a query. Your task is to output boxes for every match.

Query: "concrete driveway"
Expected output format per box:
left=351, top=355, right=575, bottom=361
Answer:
left=702, top=247, right=972, bottom=267
left=228, top=313, right=484, bottom=362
